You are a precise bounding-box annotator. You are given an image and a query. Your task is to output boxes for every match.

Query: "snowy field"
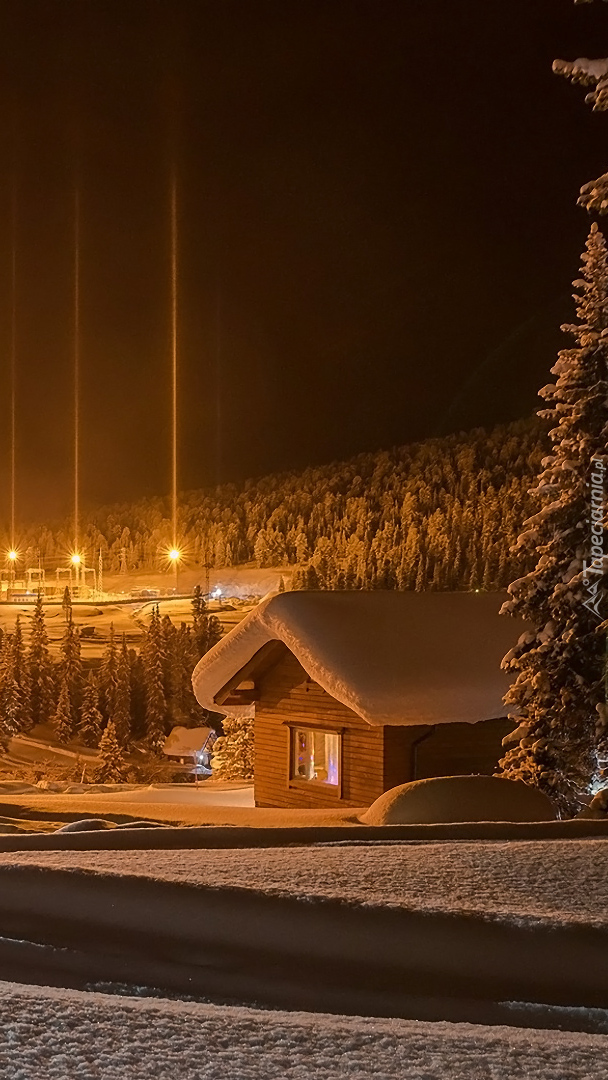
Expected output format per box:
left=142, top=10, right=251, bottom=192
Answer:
left=6, top=838, right=605, bottom=923
left=0, top=840, right=608, bottom=1028
left=1, top=981, right=606, bottom=1080
left=59, top=782, right=256, bottom=806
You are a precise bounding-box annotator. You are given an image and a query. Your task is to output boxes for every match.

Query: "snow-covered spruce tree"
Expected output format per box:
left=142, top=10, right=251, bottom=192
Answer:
left=143, top=653, right=167, bottom=754
left=211, top=716, right=254, bottom=781
left=0, top=634, right=23, bottom=744
left=112, top=636, right=132, bottom=747
left=94, top=719, right=129, bottom=783
left=12, top=618, right=32, bottom=731
left=191, top=587, right=222, bottom=660
left=80, top=672, right=103, bottom=748
left=554, top=12, right=608, bottom=214
left=99, top=622, right=118, bottom=723
left=53, top=675, right=75, bottom=745
left=499, top=224, right=608, bottom=813
left=27, top=593, right=55, bottom=727
left=58, top=615, right=82, bottom=722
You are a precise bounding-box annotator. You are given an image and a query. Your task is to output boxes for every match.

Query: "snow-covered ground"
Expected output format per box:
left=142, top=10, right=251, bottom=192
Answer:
left=1, top=841, right=608, bottom=1024
left=5, top=839, right=608, bottom=923
left=77, top=783, right=255, bottom=806
left=3, top=981, right=607, bottom=1080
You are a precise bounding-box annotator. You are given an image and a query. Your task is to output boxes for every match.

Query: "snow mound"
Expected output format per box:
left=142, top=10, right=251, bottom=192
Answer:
left=361, top=775, right=557, bottom=825
left=1, top=982, right=607, bottom=1080
left=55, top=819, right=117, bottom=833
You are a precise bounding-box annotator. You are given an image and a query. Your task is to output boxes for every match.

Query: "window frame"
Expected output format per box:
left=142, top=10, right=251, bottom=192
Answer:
left=286, top=722, right=344, bottom=797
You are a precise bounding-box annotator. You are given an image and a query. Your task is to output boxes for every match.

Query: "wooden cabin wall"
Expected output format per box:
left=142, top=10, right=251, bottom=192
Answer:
left=254, top=651, right=386, bottom=808
left=413, top=718, right=514, bottom=780
left=253, top=651, right=514, bottom=808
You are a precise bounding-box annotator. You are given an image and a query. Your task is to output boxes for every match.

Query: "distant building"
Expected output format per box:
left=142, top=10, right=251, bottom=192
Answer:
left=163, top=725, right=217, bottom=776
left=192, top=591, right=529, bottom=809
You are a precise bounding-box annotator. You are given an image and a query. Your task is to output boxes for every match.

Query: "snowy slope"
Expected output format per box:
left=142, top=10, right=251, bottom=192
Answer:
left=0, top=981, right=606, bottom=1080
left=1, top=842, right=608, bottom=1018
left=2, top=839, right=607, bottom=925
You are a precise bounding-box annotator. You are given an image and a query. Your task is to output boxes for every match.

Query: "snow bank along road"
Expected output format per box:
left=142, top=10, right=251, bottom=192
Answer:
left=2, top=840, right=608, bottom=1029
left=1, top=981, right=607, bottom=1080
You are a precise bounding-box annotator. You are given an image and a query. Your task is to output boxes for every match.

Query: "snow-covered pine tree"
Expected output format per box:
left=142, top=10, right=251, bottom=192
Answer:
left=0, top=634, right=22, bottom=743
left=128, top=650, right=147, bottom=740
left=58, top=614, right=82, bottom=722
left=28, top=593, right=56, bottom=727
left=191, top=587, right=222, bottom=659
left=94, top=719, right=129, bottom=783
left=554, top=10, right=608, bottom=214
left=211, top=715, right=254, bottom=780
left=12, top=618, right=32, bottom=730
left=143, top=655, right=166, bottom=753
left=99, top=623, right=118, bottom=722
left=80, top=672, right=103, bottom=748
left=499, top=224, right=608, bottom=813
left=61, top=585, right=72, bottom=623
left=53, top=675, right=75, bottom=745
left=112, top=636, right=132, bottom=746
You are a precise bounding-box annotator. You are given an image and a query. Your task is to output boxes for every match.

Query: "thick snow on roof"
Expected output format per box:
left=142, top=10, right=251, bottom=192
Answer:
left=192, top=590, right=529, bottom=726
left=162, top=726, right=214, bottom=756
left=1, top=982, right=606, bottom=1080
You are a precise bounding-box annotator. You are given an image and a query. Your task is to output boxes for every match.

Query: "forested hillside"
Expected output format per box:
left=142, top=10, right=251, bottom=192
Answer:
left=19, top=417, right=547, bottom=591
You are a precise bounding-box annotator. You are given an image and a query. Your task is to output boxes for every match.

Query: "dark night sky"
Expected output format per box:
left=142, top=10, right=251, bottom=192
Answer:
left=0, top=0, right=607, bottom=521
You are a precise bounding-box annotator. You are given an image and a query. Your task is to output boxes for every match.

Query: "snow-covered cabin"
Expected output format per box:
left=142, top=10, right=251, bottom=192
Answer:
left=192, top=591, right=527, bottom=809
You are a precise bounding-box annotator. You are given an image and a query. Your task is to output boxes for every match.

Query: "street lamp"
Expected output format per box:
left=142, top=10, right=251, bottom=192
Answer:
left=70, top=552, right=82, bottom=595
left=6, top=549, right=18, bottom=599
left=168, top=547, right=181, bottom=592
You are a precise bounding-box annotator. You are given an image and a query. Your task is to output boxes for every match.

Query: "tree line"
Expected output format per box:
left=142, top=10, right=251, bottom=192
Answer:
left=14, top=416, right=546, bottom=591
left=0, top=588, right=222, bottom=781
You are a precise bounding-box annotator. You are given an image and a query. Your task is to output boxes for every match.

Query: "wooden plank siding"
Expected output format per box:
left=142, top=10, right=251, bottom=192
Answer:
left=414, top=718, right=514, bottom=780
left=253, top=650, right=515, bottom=809
left=254, top=651, right=387, bottom=808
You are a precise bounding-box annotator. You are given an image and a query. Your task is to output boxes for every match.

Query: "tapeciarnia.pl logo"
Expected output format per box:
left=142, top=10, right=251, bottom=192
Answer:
left=583, top=456, right=607, bottom=622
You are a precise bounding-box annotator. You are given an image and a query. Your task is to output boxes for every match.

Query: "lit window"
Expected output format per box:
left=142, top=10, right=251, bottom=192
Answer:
left=292, top=728, right=340, bottom=786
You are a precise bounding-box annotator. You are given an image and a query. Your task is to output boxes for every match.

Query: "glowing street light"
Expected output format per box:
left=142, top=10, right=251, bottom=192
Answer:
left=168, top=546, right=181, bottom=593
left=70, top=553, right=82, bottom=566
left=5, top=549, right=18, bottom=600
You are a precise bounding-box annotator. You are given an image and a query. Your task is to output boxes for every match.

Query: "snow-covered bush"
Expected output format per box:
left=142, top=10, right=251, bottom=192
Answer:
left=211, top=717, right=254, bottom=781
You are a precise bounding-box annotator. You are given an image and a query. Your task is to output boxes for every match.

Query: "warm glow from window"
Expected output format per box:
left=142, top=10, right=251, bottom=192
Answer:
left=292, top=728, right=340, bottom=786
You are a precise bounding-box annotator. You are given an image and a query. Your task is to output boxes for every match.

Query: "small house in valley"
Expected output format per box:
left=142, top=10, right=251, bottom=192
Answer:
left=192, top=590, right=528, bottom=809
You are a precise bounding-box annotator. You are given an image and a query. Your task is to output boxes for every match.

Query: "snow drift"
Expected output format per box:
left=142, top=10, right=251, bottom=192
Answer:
left=2, top=841, right=608, bottom=1019
left=361, top=775, right=557, bottom=825
left=1, top=980, right=607, bottom=1080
